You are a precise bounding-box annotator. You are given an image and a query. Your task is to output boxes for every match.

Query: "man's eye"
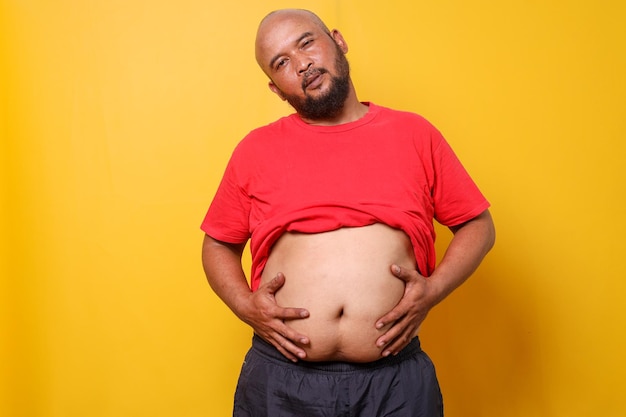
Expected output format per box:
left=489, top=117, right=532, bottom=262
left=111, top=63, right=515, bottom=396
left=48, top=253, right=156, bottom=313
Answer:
left=276, top=59, right=287, bottom=69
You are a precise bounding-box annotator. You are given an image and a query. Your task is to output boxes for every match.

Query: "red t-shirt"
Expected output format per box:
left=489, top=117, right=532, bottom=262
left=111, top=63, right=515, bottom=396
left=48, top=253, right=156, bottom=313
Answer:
left=201, top=103, right=490, bottom=290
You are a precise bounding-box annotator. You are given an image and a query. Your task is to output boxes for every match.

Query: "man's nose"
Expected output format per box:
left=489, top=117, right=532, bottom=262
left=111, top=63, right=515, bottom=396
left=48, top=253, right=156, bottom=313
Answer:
left=297, top=59, right=313, bottom=75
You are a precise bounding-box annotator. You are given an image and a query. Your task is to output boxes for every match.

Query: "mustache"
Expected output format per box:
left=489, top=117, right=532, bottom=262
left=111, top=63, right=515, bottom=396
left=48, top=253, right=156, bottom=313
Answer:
left=302, top=67, right=328, bottom=90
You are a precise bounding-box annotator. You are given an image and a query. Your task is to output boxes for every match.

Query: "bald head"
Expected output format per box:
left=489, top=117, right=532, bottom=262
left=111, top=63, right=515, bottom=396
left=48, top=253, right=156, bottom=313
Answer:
left=255, top=9, right=332, bottom=70
left=252, top=9, right=357, bottom=122
left=258, top=9, right=330, bottom=32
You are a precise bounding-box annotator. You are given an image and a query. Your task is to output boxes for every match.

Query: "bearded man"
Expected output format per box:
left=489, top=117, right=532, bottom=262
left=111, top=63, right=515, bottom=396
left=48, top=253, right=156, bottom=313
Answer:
left=201, top=8, right=495, bottom=417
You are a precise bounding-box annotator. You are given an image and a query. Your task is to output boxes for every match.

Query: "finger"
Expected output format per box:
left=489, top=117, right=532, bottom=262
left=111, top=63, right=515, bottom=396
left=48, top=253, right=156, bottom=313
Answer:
left=390, top=264, right=414, bottom=282
left=272, top=334, right=307, bottom=362
left=263, top=272, right=286, bottom=293
left=278, top=306, right=310, bottom=321
left=275, top=320, right=310, bottom=346
left=375, top=320, right=403, bottom=349
left=375, top=303, right=407, bottom=330
left=272, top=340, right=299, bottom=362
left=377, top=323, right=415, bottom=356
left=381, top=331, right=415, bottom=357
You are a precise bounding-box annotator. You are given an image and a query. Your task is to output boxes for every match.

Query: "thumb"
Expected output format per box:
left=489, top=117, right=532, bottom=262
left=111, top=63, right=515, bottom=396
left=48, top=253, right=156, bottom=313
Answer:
left=264, top=272, right=286, bottom=293
left=390, top=264, right=414, bottom=282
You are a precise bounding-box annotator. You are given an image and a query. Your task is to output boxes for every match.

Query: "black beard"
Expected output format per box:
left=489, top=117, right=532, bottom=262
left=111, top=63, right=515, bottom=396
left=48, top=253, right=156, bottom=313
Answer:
left=281, top=49, right=351, bottom=121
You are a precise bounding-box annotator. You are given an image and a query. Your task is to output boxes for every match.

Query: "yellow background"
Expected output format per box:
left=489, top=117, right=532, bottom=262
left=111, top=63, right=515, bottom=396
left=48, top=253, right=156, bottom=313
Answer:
left=2, top=0, right=625, bottom=416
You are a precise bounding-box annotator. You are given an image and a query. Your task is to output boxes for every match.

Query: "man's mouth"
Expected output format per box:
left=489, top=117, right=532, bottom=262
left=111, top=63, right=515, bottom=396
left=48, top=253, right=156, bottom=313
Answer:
left=303, top=69, right=326, bottom=90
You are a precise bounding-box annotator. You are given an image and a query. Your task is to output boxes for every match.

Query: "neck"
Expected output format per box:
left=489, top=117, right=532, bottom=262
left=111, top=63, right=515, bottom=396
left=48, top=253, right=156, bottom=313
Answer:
left=299, top=84, right=368, bottom=126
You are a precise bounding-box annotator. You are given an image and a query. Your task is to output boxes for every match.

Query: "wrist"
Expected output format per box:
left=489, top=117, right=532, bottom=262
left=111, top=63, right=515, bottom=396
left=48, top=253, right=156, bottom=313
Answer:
left=231, top=289, right=255, bottom=323
left=422, top=273, right=447, bottom=310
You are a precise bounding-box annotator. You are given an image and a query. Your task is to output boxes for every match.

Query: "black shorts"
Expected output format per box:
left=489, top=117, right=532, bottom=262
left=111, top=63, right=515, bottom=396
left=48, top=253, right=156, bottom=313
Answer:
left=233, top=335, right=443, bottom=417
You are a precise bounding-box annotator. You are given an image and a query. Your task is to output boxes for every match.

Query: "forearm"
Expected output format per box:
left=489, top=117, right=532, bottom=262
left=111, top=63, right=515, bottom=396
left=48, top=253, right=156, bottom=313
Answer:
left=201, top=234, right=252, bottom=321
left=375, top=209, right=494, bottom=356
left=427, top=209, right=496, bottom=307
left=201, top=234, right=310, bottom=361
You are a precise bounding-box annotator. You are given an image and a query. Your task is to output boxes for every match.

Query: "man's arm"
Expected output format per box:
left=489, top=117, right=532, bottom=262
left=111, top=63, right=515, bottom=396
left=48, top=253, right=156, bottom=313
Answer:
left=375, top=209, right=496, bottom=356
left=201, top=234, right=310, bottom=362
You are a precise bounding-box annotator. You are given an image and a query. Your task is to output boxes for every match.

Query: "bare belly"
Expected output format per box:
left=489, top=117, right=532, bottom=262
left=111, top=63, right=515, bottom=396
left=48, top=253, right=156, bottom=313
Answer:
left=260, top=223, right=417, bottom=362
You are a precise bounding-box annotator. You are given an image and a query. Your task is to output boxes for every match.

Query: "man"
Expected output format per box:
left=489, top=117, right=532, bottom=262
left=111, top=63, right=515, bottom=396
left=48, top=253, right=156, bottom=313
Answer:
left=201, top=8, right=495, bottom=416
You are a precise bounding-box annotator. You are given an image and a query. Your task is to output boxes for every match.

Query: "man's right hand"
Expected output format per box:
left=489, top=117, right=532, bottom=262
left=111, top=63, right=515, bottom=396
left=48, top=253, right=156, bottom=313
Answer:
left=241, top=272, right=310, bottom=362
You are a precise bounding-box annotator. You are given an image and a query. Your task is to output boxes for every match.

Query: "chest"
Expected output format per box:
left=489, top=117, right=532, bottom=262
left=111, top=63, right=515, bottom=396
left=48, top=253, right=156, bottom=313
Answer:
left=248, top=134, right=433, bottom=205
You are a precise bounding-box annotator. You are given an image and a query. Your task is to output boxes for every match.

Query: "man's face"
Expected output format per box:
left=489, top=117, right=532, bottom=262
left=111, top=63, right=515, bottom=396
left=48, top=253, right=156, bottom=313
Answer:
left=278, top=43, right=350, bottom=120
left=256, top=14, right=351, bottom=120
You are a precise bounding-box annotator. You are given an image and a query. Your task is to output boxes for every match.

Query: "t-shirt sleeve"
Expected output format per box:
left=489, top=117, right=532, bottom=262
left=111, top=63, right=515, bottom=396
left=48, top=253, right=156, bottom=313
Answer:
left=430, top=131, right=490, bottom=227
left=200, top=150, right=251, bottom=243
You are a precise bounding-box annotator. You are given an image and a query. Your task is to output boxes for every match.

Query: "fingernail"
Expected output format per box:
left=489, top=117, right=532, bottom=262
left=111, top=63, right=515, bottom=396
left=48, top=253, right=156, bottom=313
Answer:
left=376, top=322, right=383, bottom=329
left=382, top=351, right=391, bottom=357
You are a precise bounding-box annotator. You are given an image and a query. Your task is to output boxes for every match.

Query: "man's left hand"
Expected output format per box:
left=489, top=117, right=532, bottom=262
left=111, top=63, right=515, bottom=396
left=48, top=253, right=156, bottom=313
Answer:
left=374, top=264, right=435, bottom=357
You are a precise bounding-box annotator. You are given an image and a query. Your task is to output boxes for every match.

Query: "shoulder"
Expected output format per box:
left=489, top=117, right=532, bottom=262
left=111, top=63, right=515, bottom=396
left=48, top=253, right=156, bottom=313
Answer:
left=243, top=115, right=293, bottom=142
left=232, top=114, right=297, bottom=155
left=370, top=103, right=444, bottom=146
left=371, top=103, right=439, bottom=131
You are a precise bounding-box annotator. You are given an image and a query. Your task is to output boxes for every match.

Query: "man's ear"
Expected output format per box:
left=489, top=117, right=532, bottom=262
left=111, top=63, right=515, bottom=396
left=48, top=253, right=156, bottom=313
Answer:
left=330, top=29, right=348, bottom=54
left=268, top=81, right=287, bottom=101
